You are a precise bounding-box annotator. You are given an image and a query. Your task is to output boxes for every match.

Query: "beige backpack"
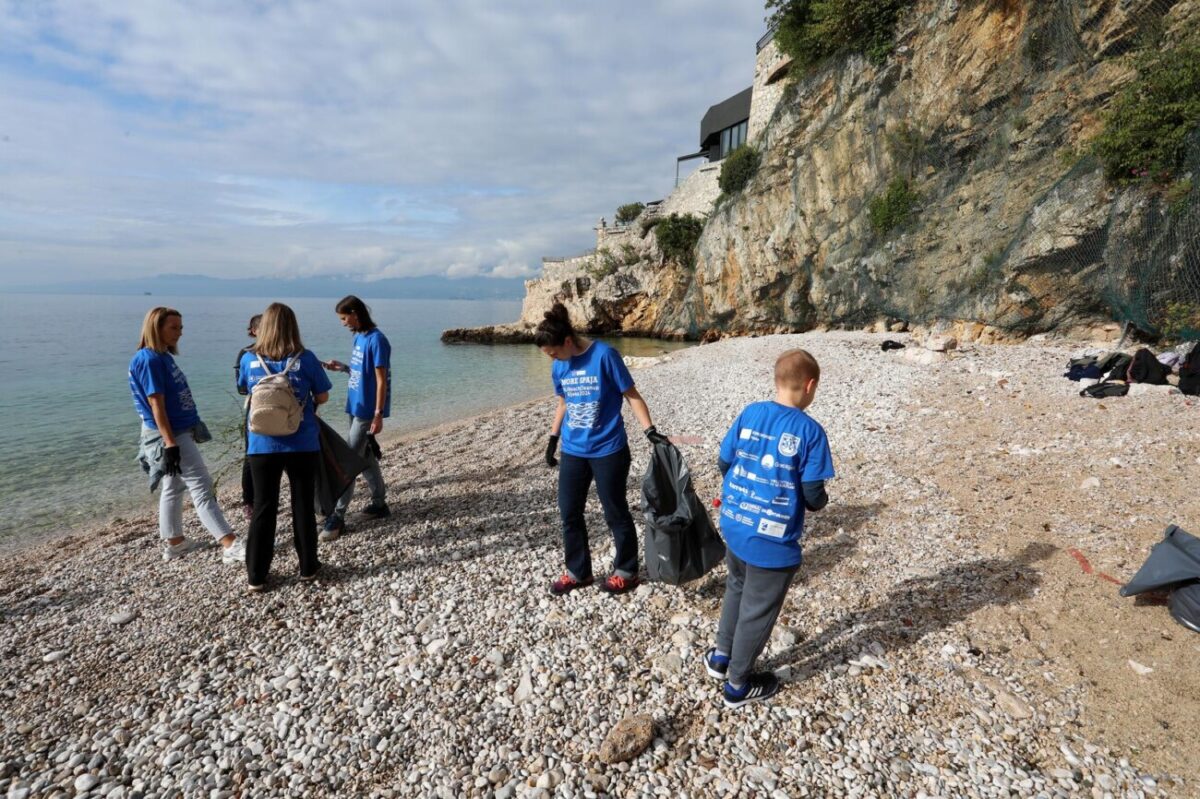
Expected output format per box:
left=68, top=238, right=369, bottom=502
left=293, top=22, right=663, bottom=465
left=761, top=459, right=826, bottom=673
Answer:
left=248, top=353, right=303, bottom=436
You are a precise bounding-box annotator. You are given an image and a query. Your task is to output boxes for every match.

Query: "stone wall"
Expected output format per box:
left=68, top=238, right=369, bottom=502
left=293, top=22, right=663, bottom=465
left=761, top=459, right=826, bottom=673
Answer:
left=657, top=163, right=721, bottom=218
left=749, top=38, right=790, bottom=142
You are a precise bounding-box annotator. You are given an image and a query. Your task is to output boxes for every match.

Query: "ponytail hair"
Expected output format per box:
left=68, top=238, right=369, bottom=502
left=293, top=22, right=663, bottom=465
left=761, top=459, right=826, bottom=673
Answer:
left=533, top=302, right=577, bottom=348
left=335, top=295, right=376, bottom=332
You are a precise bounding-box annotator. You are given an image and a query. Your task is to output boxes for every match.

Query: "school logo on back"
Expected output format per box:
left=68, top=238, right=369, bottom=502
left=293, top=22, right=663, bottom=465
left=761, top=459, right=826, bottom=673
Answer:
left=778, top=432, right=800, bottom=457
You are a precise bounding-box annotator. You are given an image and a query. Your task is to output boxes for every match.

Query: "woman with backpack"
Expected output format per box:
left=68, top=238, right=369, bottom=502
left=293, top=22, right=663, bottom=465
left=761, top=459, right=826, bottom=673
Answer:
left=238, top=302, right=333, bottom=592
left=534, top=302, right=667, bottom=596
left=129, top=307, right=246, bottom=563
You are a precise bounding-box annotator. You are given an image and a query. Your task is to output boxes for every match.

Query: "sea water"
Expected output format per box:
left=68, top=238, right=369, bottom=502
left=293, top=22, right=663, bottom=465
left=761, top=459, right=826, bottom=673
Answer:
left=0, top=293, right=689, bottom=550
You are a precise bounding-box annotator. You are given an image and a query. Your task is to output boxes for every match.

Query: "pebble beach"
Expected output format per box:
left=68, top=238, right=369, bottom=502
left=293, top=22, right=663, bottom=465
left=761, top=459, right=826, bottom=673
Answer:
left=2, top=331, right=1198, bottom=798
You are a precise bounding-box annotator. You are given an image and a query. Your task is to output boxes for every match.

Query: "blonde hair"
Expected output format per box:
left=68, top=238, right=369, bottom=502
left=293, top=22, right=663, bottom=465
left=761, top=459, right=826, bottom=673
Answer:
left=774, top=348, right=820, bottom=387
left=254, top=302, right=305, bottom=360
left=138, top=307, right=182, bottom=354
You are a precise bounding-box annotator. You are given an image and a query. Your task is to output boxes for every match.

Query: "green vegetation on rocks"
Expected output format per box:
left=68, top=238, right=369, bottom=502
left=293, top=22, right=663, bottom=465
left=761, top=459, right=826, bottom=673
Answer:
left=766, top=0, right=917, bottom=69
left=718, top=146, right=761, bottom=194
left=1093, top=38, right=1200, bottom=184
left=868, top=177, right=920, bottom=237
left=1157, top=302, right=1200, bottom=342
left=654, top=213, right=705, bottom=269
left=615, top=202, right=645, bottom=225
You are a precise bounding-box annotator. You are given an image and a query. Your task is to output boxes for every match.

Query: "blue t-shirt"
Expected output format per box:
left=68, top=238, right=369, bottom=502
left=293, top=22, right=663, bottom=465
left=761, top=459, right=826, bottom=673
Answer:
left=129, top=349, right=201, bottom=432
left=346, top=329, right=392, bottom=420
left=238, top=350, right=333, bottom=454
left=718, top=401, right=835, bottom=568
left=551, top=341, right=635, bottom=458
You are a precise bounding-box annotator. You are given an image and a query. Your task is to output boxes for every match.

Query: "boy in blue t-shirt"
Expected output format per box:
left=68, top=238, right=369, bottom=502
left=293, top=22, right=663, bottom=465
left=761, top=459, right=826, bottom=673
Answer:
left=705, top=348, right=835, bottom=708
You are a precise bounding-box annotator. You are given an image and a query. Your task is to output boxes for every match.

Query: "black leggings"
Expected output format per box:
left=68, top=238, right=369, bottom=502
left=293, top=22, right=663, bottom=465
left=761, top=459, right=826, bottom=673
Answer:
left=247, top=451, right=319, bottom=584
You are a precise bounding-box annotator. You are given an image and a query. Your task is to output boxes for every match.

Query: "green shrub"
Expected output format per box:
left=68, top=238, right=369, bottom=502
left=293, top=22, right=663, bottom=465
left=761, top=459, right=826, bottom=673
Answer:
left=590, top=248, right=620, bottom=280
left=1166, top=177, right=1194, bottom=216
left=615, top=202, right=645, bottom=225
left=1093, top=37, right=1200, bottom=184
left=619, top=243, right=640, bottom=265
left=655, top=213, right=705, bottom=269
left=719, top=146, right=762, bottom=194
left=1157, top=302, right=1200, bottom=341
left=868, top=177, right=920, bottom=236
left=767, top=0, right=917, bottom=70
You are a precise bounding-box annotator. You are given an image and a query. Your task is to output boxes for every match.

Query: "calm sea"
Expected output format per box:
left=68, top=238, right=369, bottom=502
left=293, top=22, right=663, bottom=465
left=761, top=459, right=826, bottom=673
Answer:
left=0, top=293, right=688, bottom=550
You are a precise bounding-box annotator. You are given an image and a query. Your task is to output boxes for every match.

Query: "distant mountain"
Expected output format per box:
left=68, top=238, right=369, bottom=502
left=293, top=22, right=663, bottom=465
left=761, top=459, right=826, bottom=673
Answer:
left=6, top=273, right=529, bottom=300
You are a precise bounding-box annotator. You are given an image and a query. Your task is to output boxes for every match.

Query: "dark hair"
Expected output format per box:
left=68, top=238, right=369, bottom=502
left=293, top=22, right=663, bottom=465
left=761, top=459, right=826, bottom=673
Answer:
left=248, top=314, right=262, bottom=332
left=533, top=302, right=577, bottom=347
left=335, top=295, right=376, bottom=331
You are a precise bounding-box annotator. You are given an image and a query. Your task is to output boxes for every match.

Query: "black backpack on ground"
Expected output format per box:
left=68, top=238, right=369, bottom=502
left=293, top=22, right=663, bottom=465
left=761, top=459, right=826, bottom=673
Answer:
left=1080, top=381, right=1129, bottom=398
left=1181, top=344, right=1200, bottom=396
left=1096, top=351, right=1133, bottom=381
left=1127, top=348, right=1170, bottom=385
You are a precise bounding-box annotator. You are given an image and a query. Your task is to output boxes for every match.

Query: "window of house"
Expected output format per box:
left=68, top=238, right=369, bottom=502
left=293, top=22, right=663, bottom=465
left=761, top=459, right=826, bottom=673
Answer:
left=719, top=120, right=748, bottom=158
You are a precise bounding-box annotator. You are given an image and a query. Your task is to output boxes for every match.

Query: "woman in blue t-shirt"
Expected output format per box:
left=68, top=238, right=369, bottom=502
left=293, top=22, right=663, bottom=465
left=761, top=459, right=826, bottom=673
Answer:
left=129, top=307, right=245, bottom=563
left=238, top=303, right=333, bottom=592
left=534, top=303, right=667, bottom=596
left=318, top=294, right=392, bottom=540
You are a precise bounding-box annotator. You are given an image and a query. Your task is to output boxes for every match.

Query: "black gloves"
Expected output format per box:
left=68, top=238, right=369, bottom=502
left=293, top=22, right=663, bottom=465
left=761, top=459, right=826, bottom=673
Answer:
left=545, top=434, right=560, bottom=468
left=645, top=426, right=669, bottom=445
left=163, top=445, right=182, bottom=476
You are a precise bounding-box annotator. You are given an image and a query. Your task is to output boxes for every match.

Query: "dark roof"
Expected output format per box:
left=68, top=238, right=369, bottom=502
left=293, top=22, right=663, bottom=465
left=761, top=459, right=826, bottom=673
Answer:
left=700, top=87, right=752, bottom=148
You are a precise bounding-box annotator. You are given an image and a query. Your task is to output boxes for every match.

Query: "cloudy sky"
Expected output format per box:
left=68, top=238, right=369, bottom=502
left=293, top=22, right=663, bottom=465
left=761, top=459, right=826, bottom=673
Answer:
left=0, top=1, right=767, bottom=285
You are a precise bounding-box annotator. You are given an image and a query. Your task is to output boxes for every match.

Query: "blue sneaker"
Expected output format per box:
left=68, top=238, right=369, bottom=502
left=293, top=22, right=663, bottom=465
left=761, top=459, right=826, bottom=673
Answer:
left=320, top=515, right=344, bottom=542
left=703, top=648, right=729, bottom=680
left=723, top=672, right=780, bottom=709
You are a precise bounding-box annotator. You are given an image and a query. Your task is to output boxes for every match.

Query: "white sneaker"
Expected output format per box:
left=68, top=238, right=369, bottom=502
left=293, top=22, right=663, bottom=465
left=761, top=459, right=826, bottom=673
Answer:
left=221, top=538, right=246, bottom=564
left=162, top=539, right=201, bottom=561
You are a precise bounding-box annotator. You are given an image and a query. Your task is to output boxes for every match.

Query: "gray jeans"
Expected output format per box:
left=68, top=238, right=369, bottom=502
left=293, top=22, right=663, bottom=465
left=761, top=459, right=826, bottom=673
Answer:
left=333, top=415, right=386, bottom=517
left=716, top=548, right=798, bottom=686
left=155, top=427, right=234, bottom=542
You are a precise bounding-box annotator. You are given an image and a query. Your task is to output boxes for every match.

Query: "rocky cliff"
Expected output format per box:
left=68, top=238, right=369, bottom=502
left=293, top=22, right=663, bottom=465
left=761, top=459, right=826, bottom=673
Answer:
left=445, top=0, right=1199, bottom=345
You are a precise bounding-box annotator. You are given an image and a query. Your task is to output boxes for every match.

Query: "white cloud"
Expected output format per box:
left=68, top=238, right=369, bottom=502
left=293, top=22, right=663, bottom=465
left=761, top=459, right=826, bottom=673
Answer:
left=0, top=0, right=767, bottom=283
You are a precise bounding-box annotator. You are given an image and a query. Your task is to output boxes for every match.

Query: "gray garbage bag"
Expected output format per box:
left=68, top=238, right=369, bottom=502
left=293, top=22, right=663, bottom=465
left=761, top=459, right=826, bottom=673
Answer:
left=641, top=441, right=725, bottom=585
left=1169, top=582, right=1200, bottom=634
left=1120, top=525, right=1200, bottom=596
left=315, top=417, right=369, bottom=518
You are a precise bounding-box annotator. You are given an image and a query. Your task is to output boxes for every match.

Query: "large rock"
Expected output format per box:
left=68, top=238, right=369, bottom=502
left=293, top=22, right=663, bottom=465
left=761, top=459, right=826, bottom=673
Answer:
left=598, top=715, right=656, bottom=764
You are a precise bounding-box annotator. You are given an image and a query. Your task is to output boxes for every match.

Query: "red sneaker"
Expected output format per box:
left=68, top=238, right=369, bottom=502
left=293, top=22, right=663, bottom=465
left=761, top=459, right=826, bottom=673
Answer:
left=599, top=574, right=639, bottom=595
left=550, top=573, right=594, bottom=596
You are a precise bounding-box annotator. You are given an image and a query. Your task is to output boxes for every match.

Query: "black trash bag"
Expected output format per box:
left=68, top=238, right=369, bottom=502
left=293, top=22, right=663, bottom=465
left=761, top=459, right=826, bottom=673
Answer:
left=315, top=417, right=369, bottom=518
left=641, top=441, right=725, bottom=585
left=1169, top=582, right=1200, bottom=634
left=1181, top=345, right=1200, bottom=396
left=1127, top=348, right=1170, bottom=385
left=1120, top=525, right=1200, bottom=597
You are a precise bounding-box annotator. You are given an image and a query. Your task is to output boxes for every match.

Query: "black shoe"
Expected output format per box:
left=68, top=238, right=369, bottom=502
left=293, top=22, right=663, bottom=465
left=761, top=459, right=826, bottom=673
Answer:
left=361, top=503, right=391, bottom=519
left=703, top=648, right=730, bottom=680
left=723, top=672, right=780, bottom=709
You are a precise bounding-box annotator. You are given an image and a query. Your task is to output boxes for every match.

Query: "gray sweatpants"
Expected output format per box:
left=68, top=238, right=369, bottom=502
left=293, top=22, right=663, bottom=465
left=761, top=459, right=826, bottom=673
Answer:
left=155, top=427, right=234, bottom=542
left=333, top=415, right=386, bottom=517
left=716, top=548, right=799, bottom=686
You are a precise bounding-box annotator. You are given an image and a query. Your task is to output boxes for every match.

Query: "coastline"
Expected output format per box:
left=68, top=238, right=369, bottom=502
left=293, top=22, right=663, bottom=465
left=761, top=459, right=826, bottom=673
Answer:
left=0, top=391, right=554, bottom=559
left=2, top=332, right=1198, bottom=797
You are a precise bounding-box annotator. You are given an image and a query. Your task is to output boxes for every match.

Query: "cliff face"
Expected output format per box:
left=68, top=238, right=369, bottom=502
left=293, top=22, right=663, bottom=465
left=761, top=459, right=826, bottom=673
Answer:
left=447, top=0, right=1199, bottom=345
